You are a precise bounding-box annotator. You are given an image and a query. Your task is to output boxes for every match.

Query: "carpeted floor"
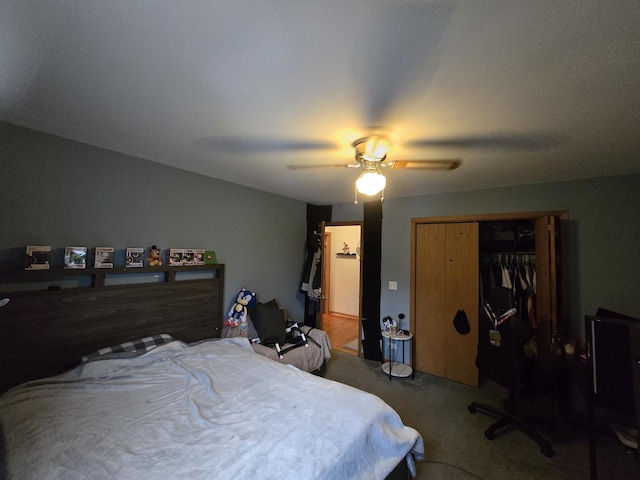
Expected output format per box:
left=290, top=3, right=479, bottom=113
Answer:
left=323, top=349, right=639, bottom=480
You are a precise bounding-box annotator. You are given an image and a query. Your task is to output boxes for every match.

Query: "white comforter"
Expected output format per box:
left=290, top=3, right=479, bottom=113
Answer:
left=0, top=338, right=424, bottom=480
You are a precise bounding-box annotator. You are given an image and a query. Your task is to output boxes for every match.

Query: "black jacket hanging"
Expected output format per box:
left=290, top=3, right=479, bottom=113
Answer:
left=300, top=232, right=321, bottom=300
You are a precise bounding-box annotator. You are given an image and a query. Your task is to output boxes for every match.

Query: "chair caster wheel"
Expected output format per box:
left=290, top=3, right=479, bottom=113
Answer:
left=468, top=405, right=477, bottom=414
left=484, top=429, right=495, bottom=440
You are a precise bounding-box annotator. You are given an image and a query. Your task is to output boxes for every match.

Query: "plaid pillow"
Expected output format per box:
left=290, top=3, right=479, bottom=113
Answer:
left=81, top=334, right=175, bottom=362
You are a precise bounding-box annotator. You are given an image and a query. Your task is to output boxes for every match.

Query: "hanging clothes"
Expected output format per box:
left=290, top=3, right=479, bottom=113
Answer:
left=300, top=232, right=322, bottom=300
left=481, top=253, right=536, bottom=328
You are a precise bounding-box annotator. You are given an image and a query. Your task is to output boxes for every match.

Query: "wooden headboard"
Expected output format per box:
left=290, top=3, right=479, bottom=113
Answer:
left=0, top=265, right=225, bottom=394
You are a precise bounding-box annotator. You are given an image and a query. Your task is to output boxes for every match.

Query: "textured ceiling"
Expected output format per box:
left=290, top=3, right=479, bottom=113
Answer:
left=2, top=1, right=639, bottom=205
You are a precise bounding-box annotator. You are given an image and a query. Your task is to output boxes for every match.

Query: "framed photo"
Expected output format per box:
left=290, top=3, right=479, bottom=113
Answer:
left=168, top=249, right=184, bottom=266
left=125, top=247, right=144, bottom=267
left=64, top=247, right=88, bottom=269
left=193, top=249, right=205, bottom=265
left=24, top=245, right=51, bottom=270
left=94, top=247, right=115, bottom=268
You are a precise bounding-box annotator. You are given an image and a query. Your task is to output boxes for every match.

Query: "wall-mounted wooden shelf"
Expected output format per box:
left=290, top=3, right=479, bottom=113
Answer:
left=0, top=264, right=225, bottom=289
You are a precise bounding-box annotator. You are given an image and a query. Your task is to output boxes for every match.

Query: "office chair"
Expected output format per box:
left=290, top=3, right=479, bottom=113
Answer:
left=467, top=287, right=555, bottom=457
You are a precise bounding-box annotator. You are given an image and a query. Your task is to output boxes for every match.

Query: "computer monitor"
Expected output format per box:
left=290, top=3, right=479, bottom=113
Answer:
left=585, top=309, right=639, bottom=413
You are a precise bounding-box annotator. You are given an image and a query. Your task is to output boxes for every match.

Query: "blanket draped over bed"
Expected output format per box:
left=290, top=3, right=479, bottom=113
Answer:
left=0, top=338, right=424, bottom=480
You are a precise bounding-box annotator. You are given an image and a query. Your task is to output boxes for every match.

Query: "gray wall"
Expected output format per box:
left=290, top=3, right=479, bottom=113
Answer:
left=0, top=122, right=308, bottom=320
left=3, top=121, right=639, bottom=346
left=333, top=173, right=640, bottom=346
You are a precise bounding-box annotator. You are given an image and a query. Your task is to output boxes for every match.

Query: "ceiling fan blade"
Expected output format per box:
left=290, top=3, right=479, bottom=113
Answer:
left=286, top=163, right=358, bottom=170
left=196, top=136, right=336, bottom=154
left=406, top=133, right=566, bottom=152
left=390, top=159, right=461, bottom=171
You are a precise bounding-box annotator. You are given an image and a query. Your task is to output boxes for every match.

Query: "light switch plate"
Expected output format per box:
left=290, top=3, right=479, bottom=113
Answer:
left=388, top=281, right=398, bottom=290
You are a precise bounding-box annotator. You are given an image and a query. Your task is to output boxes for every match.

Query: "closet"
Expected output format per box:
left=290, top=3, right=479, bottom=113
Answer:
left=410, top=211, right=569, bottom=387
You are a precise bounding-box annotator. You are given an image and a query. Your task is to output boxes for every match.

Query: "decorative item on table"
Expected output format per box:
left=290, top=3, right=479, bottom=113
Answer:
left=182, top=249, right=196, bottom=265
left=192, top=249, right=205, bottom=265
left=225, top=288, right=257, bottom=328
left=125, top=247, right=144, bottom=267
left=24, top=245, right=51, bottom=270
left=342, top=242, right=350, bottom=254
left=146, top=245, right=163, bottom=266
left=382, top=315, right=398, bottom=335
left=168, top=249, right=184, bottom=266
left=94, top=247, right=114, bottom=268
left=204, top=250, right=217, bottom=265
left=64, top=247, right=87, bottom=269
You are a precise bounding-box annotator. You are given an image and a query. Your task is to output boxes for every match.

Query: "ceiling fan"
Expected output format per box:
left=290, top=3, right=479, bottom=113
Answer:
left=287, top=135, right=461, bottom=171
left=286, top=133, right=461, bottom=203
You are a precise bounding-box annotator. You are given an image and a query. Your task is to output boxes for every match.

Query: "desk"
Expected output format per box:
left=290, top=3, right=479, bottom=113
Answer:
left=381, top=331, right=414, bottom=380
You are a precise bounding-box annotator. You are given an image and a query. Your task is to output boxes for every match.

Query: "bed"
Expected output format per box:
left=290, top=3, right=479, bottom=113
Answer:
left=0, top=265, right=424, bottom=479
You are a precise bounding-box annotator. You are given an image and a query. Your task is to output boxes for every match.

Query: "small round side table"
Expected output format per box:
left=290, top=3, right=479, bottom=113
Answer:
left=381, top=330, right=414, bottom=380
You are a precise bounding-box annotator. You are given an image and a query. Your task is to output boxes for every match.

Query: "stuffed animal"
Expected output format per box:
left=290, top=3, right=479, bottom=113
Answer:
left=225, top=288, right=257, bottom=327
left=147, top=245, right=163, bottom=266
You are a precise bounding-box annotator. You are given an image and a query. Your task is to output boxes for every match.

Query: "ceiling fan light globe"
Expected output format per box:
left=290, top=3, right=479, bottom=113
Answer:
left=356, top=171, right=386, bottom=195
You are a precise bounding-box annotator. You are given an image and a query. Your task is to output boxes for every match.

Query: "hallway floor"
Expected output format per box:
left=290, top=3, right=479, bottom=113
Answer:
left=322, top=314, right=360, bottom=355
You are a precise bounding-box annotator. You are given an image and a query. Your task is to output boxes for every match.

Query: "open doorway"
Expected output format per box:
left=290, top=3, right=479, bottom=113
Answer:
left=321, top=223, right=362, bottom=356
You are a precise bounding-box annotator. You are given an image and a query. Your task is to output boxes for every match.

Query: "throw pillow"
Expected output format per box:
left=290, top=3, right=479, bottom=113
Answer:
left=250, top=301, right=286, bottom=346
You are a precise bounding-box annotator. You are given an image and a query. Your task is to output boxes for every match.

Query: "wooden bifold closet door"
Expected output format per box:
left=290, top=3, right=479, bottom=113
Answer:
left=534, top=215, right=558, bottom=367
left=414, top=222, right=479, bottom=387
left=411, top=211, right=568, bottom=388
